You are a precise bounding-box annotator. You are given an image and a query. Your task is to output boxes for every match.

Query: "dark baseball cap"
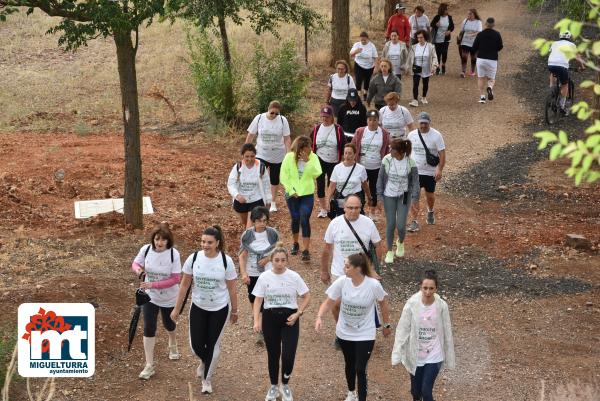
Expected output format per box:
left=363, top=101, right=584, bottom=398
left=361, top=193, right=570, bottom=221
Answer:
left=320, top=105, right=334, bottom=117
left=347, top=89, right=359, bottom=101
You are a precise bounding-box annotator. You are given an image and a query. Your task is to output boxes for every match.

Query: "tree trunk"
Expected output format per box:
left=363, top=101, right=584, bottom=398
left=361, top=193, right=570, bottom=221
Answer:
left=114, top=31, right=143, bottom=228
left=331, top=0, right=350, bottom=67
left=384, top=0, right=395, bottom=29
left=217, top=13, right=235, bottom=121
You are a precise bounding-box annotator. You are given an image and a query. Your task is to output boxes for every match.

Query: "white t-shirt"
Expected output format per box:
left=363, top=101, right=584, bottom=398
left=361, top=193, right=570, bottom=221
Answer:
left=330, top=162, right=368, bottom=197
left=252, top=269, right=309, bottom=310
left=247, top=113, right=291, bottom=164
left=460, top=19, right=482, bottom=47
left=326, top=276, right=388, bottom=341
left=414, top=43, right=432, bottom=77
left=417, top=301, right=444, bottom=366
left=182, top=251, right=237, bottom=311
left=548, top=40, right=577, bottom=69
left=350, top=41, right=379, bottom=70
left=244, top=230, right=273, bottom=277
left=316, top=124, right=340, bottom=163
left=407, top=128, right=445, bottom=176
left=386, top=42, right=404, bottom=75
left=226, top=161, right=268, bottom=203
left=383, top=157, right=410, bottom=197
left=324, top=215, right=381, bottom=277
left=434, top=16, right=450, bottom=44
left=329, top=74, right=357, bottom=100
left=360, top=127, right=384, bottom=170
left=409, top=14, right=430, bottom=38
left=379, top=105, right=414, bottom=139
left=134, top=245, right=181, bottom=307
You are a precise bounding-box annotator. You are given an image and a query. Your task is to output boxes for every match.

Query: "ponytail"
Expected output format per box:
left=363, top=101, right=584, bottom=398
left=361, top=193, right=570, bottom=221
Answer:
left=203, top=225, right=225, bottom=251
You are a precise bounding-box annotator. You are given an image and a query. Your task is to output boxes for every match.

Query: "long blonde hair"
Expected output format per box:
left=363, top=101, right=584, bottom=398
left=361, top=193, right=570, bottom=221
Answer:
left=291, top=136, right=312, bottom=163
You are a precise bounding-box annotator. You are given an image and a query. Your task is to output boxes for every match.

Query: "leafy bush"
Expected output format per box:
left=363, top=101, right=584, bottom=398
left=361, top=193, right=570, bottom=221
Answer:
left=251, top=41, right=309, bottom=115
left=528, top=0, right=590, bottom=20
left=187, top=31, right=238, bottom=122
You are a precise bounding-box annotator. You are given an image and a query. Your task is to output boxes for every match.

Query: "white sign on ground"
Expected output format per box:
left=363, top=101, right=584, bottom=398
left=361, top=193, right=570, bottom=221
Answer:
left=74, top=197, right=154, bottom=219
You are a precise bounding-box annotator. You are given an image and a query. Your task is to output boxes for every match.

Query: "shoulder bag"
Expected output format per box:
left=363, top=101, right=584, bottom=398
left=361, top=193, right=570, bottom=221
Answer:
left=343, top=216, right=381, bottom=274
left=328, top=163, right=356, bottom=219
left=417, top=130, right=440, bottom=167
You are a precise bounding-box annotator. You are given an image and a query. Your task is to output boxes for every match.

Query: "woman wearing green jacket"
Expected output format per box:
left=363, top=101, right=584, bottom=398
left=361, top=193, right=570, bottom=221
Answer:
left=280, top=136, right=322, bottom=262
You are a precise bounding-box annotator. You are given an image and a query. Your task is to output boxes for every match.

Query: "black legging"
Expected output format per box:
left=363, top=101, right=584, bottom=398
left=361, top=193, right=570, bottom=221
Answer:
left=189, top=303, right=229, bottom=380
left=354, top=64, right=374, bottom=93
left=434, top=42, right=449, bottom=65
left=142, top=302, right=176, bottom=337
left=262, top=308, right=300, bottom=385
left=366, top=168, right=379, bottom=207
left=316, top=157, right=337, bottom=199
left=337, top=338, right=375, bottom=401
left=459, top=45, right=477, bottom=74
left=412, top=75, right=430, bottom=99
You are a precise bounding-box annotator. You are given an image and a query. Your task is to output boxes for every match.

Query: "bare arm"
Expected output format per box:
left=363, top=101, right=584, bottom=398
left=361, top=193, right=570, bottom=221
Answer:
left=374, top=240, right=383, bottom=264
left=378, top=296, right=392, bottom=337
left=320, top=243, right=333, bottom=284
left=170, top=273, right=193, bottom=321
left=239, top=250, right=250, bottom=285
left=245, top=132, right=256, bottom=144
left=315, top=297, right=337, bottom=332
left=406, top=122, right=417, bottom=132
left=435, top=149, right=446, bottom=181
left=326, top=181, right=337, bottom=201
left=284, top=136, right=292, bottom=153
left=287, top=292, right=311, bottom=326
left=252, top=296, right=264, bottom=332
left=226, top=279, right=239, bottom=324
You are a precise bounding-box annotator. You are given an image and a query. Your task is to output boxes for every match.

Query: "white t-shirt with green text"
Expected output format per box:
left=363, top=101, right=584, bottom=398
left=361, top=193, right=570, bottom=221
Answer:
left=182, top=251, right=237, bottom=311
left=252, top=269, right=309, bottom=310
left=248, top=113, right=291, bottom=164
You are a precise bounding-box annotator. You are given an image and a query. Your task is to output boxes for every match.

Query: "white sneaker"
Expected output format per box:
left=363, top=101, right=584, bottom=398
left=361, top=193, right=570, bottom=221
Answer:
left=280, top=384, right=293, bottom=401
left=138, top=364, right=155, bottom=380
left=201, top=380, right=212, bottom=394
left=409, top=99, right=419, bottom=107
left=344, top=390, right=358, bottom=401
left=269, top=203, right=278, bottom=212
left=421, top=97, right=428, bottom=104
left=196, top=361, right=204, bottom=378
left=479, top=96, right=486, bottom=104
left=317, top=208, right=328, bottom=218
left=265, top=385, right=280, bottom=401
left=168, top=345, right=180, bottom=360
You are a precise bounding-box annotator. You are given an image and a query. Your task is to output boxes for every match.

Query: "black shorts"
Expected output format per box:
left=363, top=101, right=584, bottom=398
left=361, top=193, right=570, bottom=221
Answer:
left=548, top=65, right=569, bottom=85
left=419, top=174, right=437, bottom=193
left=233, top=199, right=264, bottom=213
left=257, top=158, right=282, bottom=186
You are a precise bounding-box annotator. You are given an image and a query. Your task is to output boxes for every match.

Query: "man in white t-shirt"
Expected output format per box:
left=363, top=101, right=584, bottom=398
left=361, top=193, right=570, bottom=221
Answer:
left=406, top=112, right=445, bottom=232
left=246, top=100, right=292, bottom=213
left=321, top=195, right=382, bottom=329
left=547, top=31, right=584, bottom=115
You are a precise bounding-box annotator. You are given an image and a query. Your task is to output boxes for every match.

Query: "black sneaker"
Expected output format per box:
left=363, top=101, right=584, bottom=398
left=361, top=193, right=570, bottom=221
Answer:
left=290, top=242, right=300, bottom=255
left=441, top=65, right=446, bottom=75
left=486, top=87, right=494, bottom=101
left=435, top=67, right=440, bottom=75
left=301, top=250, right=310, bottom=262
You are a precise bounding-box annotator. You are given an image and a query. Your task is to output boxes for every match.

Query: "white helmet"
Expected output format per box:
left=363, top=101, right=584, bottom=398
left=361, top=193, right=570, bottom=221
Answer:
left=559, top=31, right=572, bottom=40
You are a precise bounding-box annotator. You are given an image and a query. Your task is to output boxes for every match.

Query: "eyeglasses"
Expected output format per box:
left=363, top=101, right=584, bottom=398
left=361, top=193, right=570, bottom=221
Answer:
left=269, top=111, right=280, bottom=116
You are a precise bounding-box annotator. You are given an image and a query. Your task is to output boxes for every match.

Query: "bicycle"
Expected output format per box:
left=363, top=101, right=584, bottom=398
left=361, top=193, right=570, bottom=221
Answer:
left=545, top=68, right=575, bottom=125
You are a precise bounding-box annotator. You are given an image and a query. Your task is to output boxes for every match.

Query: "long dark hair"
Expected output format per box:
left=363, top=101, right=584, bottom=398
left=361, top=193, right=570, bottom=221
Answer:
left=437, top=3, right=449, bottom=16
left=469, top=8, right=481, bottom=20
left=150, top=222, right=174, bottom=249
left=347, top=253, right=376, bottom=278
left=203, top=225, right=225, bottom=251
left=390, top=139, right=412, bottom=158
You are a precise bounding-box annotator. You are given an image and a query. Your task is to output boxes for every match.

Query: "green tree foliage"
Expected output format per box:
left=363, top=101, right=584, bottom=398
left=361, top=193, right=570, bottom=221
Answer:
left=533, top=0, right=600, bottom=185
left=252, top=41, right=309, bottom=115
left=0, top=0, right=174, bottom=227
left=188, top=31, right=238, bottom=121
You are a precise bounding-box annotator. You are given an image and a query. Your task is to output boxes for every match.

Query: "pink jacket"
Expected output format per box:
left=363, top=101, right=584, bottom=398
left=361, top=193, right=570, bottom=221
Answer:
left=352, top=126, right=391, bottom=164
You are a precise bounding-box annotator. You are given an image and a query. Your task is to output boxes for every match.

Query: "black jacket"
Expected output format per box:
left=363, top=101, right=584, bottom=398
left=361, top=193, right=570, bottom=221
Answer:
left=430, top=14, right=455, bottom=43
left=337, top=101, right=367, bottom=135
left=472, top=28, right=503, bottom=60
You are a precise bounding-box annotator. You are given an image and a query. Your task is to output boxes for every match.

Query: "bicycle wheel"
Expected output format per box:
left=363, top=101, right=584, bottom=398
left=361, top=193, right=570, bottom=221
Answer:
left=545, top=89, right=559, bottom=125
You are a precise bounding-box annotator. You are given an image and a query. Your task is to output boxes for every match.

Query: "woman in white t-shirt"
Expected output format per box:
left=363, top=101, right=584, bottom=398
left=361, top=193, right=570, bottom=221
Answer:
left=171, top=225, right=238, bottom=395
left=379, top=91, right=416, bottom=140
left=252, top=244, right=311, bottom=401
left=246, top=100, right=292, bottom=213
left=227, top=143, right=272, bottom=228
left=131, top=223, right=182, bottom=380
left=430, top=3, right=455, bottom=75
left=239, top=206, right=280, bottom=344
left=409, top=5, right=430, bottom=45
left=351, top=109, right=391, bottom=218
left=315, top=253, right=391, bottom=401
left=311, top=105, right=346, bottom=218
left=382, top=31, right=409, bottom=80
left=327, top=60, right=356, bottom=116
left=376, top=140, right=419, bottom=264
left=350, top=31, right=379, bottom=101
left=458, top=9, right=482, bottom=77
left=392, top=270, right=455, bottom=401
left=326, top=143, right=370, bottom=217
left=407, top=30, right=439, bottom=107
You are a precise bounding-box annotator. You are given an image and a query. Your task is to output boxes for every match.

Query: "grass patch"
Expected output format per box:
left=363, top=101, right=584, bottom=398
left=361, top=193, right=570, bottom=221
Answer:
left=0, top=322, right=17, bottom=389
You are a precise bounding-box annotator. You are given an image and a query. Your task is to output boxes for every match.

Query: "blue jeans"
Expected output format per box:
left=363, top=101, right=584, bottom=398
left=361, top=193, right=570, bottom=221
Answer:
left=410, top=362, right=442, bottom=401
left=286, top=194, right=314, bottom=238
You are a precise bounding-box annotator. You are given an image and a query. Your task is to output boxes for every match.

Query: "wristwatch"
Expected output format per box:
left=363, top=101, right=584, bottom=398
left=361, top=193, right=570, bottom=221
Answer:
left=383, top=323, right=392, bottom=329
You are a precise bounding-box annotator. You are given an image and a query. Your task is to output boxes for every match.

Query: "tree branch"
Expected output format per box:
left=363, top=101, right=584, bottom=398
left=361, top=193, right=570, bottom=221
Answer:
left=0, top=0, right=92, bottom=21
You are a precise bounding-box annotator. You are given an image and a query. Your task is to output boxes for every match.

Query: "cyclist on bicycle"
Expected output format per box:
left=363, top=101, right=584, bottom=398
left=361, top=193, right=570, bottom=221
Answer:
left=547, top=31, right=583, bottom=115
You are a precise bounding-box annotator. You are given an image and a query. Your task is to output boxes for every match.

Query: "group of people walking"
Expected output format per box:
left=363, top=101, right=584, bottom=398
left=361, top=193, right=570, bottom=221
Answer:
left=131, top=222, right=455, bottom=401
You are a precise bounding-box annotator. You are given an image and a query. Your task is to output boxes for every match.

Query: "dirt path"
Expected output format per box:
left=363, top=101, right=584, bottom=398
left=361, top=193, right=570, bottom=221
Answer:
left=1, top=1, right=599, bottom=401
